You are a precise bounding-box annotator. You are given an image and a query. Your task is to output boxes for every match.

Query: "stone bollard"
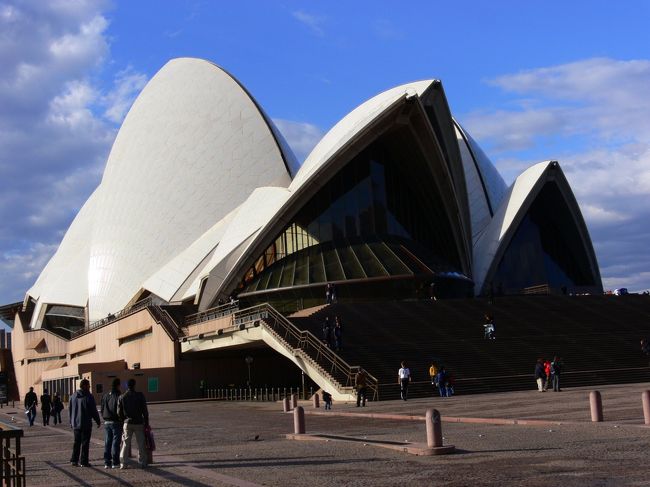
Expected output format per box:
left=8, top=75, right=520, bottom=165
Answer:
left=426, top=408, right=443, bottom=448
left=294, top=406, right=305, bottom=434
left=291, top=393, right=298, bottom=409
left=642, top=390, right=650, bottom=425
left=283, top=396, right=290, bottom=412
left=313, top=393, right=320, bottom=408
left=590, top=390, right=603, bottom=422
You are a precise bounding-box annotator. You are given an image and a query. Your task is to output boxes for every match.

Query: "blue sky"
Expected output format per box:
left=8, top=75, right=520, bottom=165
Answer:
left=1, top=0, right=650, bottom=309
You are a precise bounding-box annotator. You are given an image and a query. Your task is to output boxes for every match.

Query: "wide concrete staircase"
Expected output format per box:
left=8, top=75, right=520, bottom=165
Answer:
left=289, top=295, right=650, bottom=399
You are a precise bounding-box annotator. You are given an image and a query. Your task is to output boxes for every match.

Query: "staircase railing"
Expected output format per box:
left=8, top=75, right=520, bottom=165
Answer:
left=233, top=303, right=379, bottom=400
left=148, top=305, right=183, bottom=340
left=71, top=297, right=154, bottom=338
left=184, top=301, right=240, bottom=327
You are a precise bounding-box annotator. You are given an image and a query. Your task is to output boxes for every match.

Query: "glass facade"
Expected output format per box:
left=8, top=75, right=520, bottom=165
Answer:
left=491, top=182, right=596, bottom=293
left=239, top=126, right=467, bottom=298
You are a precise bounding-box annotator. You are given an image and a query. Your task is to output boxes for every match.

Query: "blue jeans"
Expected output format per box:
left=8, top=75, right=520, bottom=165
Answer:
left=104, top=421, right=123, bottom=467
left=438, top=384, right=447, bottom=397
left=26, top=407, right=36, bottom=426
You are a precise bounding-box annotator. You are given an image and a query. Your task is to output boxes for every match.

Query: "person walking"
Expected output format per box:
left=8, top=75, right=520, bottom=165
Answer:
left=118, top=378, right=150, bottom=469
left=40, top=388, right=52, bottom=426
left=101, top=378, right=123, bottom=469
left=398, top=361, right=411, bottom=401
left=52, top=392, right=64, bottom=425
left=355, top=368, right=368, bottom=407
left=24, top=386, right=37, bottom=427
left=322, top=317, right=331, bottom=348
left=69, top=379, right=101, bottom=467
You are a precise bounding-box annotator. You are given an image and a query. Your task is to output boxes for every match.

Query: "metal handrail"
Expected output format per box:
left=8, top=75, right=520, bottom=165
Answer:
left=70, top=297, right=154, bottom=338
left=234, top=303, right=379, bottom=400
left=148, top=305, right=182, bottom=340
left=184, top=301, right=240, bottom=327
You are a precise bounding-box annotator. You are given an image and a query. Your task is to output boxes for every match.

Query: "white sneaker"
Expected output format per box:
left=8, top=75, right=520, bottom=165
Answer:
left=120, top=464, right=127, bottom=469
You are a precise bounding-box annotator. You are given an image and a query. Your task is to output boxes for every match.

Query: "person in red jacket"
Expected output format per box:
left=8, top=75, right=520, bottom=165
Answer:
left=543, top=360, right=552, bottom=391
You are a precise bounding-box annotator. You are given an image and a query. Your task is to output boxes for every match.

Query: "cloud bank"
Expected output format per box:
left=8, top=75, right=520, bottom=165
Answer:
left=463, top=58, right=650, bottom=292
left=0, top=0, right=146, bottom=304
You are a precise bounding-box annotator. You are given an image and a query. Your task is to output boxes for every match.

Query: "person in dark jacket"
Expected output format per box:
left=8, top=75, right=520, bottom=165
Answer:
left=52, top=392, right=64, bottom=425
left=40, top=388, right=52, bottom=426
left=101, top=378, right=122, bottom=469
left=118, top=378, right=149, bottom=469
left=24, top=386, right=37, bottom=426
left=69, top=379, right=101, bottom=467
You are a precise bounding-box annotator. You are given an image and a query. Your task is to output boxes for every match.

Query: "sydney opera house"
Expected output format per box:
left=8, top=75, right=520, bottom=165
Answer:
left=0, top=58, right=604, bottom=402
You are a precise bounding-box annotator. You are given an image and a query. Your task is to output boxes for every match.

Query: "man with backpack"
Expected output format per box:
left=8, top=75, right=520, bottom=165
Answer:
left=118, top=378, right=149, bottom=469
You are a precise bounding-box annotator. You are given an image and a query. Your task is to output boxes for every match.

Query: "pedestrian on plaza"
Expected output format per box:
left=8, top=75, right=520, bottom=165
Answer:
left=355, top=368, right=368, bottom=407
left=322, top=391, right=332, bottom=410
left=398, top=361, right=411, bottom=401
left=24, top=386, right=37, bottom=427
left=52, top=392, right=64, bottom=425
left=543, top=359, right=552, bottom=391
left=118, top=378, right=150, bottom=469
left=69, top=379, right=101, bottom=467
left=40, top=388, right=52, bottom=426
left=428, top=362, right=439, bottom=392
left=101, top=377, right=123, bottom=469
left=534, top=358, right=546, bottom=392
left=483, top=313, right=495, bottom=340
left=550, top=356, right=563, bottom=392
left=436, top=367, right=449, bottom=397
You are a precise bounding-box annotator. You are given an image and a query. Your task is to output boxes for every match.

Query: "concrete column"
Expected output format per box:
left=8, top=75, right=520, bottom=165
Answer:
left=293, top=406, right=305, bottom=434
left=313, top=394, right=320, bottom=408
left=282, top=396, right=290, bottom=413
left=590, top=390, right=603, bottom=422
left=425, top=408, right=443, bottom=448
left=642, top=390, right=650, bottom=425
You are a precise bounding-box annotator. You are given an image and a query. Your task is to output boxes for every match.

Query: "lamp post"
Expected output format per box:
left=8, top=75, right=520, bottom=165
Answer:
left=245, top=355, right=253, bottom=387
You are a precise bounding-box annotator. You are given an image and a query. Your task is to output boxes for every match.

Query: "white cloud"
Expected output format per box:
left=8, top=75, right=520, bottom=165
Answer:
left=272, top=118, right=324, bottom=164
left=102, top=68, right=148, bottom=123
left=462, top=58, right=650, bottom=292
left=292, top=10, right=326, bottom=36
left=0, top=0, right=147, bottom=304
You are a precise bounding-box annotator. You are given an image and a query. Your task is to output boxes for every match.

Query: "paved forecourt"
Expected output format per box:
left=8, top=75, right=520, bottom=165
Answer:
left=3, top=381, right=650, bottom=486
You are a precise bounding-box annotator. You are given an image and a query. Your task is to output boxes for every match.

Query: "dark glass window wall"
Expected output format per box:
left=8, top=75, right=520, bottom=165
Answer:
left=239, top=126, right=465, bottom=295
left=491, top=182, right=596, bottom=292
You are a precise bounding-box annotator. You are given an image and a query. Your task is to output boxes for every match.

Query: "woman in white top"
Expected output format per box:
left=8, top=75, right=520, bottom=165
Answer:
left=398, top=361, right=411, bottom=401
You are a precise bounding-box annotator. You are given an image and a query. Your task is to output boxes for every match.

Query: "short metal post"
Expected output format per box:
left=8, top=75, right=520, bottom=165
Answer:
left=642, top=390, right=650, bottom=425
left=313, top=393, right=320, bottom=408
left=294, top=406, right=305, bottom=434
left=291, top=393, right=298, bottom=409
left=283, top=396, right=290, bottom=412
left=590, top=390, right=603, bottom=422
left=426, top=408, right=443, bottom=447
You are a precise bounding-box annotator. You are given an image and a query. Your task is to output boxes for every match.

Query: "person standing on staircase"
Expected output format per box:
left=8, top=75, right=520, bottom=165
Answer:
left=334, top=316, right=343, bottom=351
left=322, top=317, right=332, bottom=348
left=398, top=361, right=411, bottom=401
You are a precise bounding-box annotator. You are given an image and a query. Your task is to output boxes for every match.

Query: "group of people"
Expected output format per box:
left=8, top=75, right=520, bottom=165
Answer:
left=23, top=387, right=64, bottom=427
left=322, top=316, right=343, bottom=351
left=25, top=378, right=150, bottom=469
left=428, top=363, right=454, bottom=397
left=534, top=357, right=562, bottom=392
